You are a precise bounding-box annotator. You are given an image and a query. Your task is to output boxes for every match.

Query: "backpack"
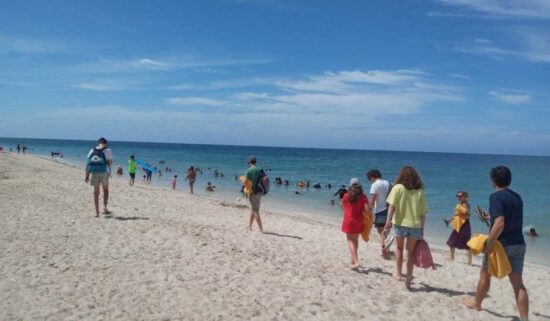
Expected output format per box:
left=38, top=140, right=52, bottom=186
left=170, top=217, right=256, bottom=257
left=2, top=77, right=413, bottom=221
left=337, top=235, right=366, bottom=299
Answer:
left=385, top=181, right=394, bottom=206
left=385, top=181, right=394, bottom=199
left=86, top=147, right=108, bottom=173
left=255, top=169, right=270, bottom=195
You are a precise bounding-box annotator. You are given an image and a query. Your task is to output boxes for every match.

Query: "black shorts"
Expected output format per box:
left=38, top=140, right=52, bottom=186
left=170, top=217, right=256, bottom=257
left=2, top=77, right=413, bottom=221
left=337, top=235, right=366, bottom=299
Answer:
left=374, top=209, right=388, bottom=228
left=129, top=172, right=136, bottom=179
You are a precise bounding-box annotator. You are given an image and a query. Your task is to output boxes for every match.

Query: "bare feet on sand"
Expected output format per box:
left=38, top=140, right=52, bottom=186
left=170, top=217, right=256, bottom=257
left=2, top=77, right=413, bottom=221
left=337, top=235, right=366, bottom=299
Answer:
left=461, top=297, right=481, bottom=311
left=405, top=276, right=413, bottom=290
left=393, top=272, right=402, bottom=281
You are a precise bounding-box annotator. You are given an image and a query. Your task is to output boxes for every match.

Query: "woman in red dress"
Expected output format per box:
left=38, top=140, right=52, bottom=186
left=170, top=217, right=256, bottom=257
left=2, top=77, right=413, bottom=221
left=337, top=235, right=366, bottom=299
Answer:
left=341, top=178, right=369, bottom=268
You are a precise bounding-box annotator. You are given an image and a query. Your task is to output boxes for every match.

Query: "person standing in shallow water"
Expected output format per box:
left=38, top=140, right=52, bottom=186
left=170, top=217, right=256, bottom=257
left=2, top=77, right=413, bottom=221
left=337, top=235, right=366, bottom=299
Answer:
left=444, top=191, right=472, bottom=265
left=245, top=156, right=263, bottom=233
left=185, top=166, right=197, bottom=194
left=462, top=166, right=529, bottom=321
left=340, top=178, right=369, bottom=269
left=384, top=166, right=428, bottom=290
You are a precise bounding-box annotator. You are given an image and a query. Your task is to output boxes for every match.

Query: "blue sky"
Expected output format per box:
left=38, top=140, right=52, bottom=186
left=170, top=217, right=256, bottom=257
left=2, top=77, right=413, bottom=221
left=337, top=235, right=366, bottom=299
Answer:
left=1, top=0, right=549, bottom=155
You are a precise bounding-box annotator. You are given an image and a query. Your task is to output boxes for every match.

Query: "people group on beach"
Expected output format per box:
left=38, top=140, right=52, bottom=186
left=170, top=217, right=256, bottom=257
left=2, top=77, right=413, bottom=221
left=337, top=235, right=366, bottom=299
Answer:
left=80, top=139, right=530, bottom=320
left=334, top=165, right=528, bottom=319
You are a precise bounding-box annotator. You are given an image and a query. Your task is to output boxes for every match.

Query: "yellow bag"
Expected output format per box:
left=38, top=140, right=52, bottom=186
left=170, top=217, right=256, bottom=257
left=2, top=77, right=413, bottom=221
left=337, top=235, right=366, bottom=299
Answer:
left=239, top=176, right=253, bottom=197
left=361, top=207, right=374, bottom=242
left=467, top=234, right=512, bottom=279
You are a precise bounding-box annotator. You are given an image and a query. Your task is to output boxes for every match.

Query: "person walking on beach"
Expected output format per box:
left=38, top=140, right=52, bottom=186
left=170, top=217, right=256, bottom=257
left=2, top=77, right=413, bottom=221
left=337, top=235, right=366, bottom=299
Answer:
left=185, top=166, right=197, bottom=194
left=128, top=155, right=137, bottom=186
left=245, top=156, right=264, bottom=233
left=341, top=178, right=369, bottom=269
left=444, top=191, right=472, bottom=265
left=462, top=166, right=529, bottom=320
left=384, top=166, right=428, bottom=289
left=367, top=169, right=391, bottom=258
left=84, top=137, right=113, bottom=217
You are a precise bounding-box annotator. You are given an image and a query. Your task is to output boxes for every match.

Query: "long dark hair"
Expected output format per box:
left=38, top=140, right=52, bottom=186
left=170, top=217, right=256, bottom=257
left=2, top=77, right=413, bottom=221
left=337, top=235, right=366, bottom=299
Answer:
left=347, top=184, right=364, bottom=203
left=395, top=166, right=424, bottom=190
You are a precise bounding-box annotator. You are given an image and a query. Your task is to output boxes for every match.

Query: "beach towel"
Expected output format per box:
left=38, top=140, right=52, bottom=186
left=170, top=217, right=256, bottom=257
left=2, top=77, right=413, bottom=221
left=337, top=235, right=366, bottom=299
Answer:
left=239, top=176, right=253, bottom=197
left=414, top=239, right=436, bottom=270
left=468, top=234, right=512, bottom=278
left=361, top=207, right=374, bottom=242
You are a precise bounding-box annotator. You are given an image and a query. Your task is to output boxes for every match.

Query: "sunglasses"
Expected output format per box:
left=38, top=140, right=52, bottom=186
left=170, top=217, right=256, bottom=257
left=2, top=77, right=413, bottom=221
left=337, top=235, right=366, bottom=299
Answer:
left=456, top=194, right=464, bottom=198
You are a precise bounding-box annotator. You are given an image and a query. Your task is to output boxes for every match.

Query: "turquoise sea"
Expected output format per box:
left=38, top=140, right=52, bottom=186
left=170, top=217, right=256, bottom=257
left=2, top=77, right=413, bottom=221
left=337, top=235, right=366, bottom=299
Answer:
left=2, top=137, right=549, bottom=266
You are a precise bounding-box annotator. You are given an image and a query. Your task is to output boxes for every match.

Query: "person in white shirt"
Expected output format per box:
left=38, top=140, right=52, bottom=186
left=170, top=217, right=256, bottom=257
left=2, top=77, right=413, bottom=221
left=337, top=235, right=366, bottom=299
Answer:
left=367, top=169, right=391, bottom=258
left=84, top=137, right=113, bottom=217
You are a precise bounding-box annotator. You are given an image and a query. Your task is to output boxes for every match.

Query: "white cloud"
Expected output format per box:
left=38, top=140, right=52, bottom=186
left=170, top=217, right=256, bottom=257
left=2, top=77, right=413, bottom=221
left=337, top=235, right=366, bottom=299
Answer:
left=4, top=104, right=548, bottom=155
left=449, top=73, right=470, bottom=79
left=453, top=40, right=519, bottom=60
left=165, top=97, right=229, bottom=107
left=166, top=69, right=463, bottom=118
left=489, top=91, right=532, bottom=105
left=277, top=70, right=426, bottom=93
left=434, top=0, right=550, bottom=19
left=131, top=58, right=171, bottom=70
left=452, top=31, right=550, bottom=63
left=69, top=56, right=271, bottom=74
left=0, top=35, right=72, bottom=54
left=72, top=80, right=139, bottom=91
left=518, top=32, right=550, bottom=63
left=169, top=77, right=280, bottom=90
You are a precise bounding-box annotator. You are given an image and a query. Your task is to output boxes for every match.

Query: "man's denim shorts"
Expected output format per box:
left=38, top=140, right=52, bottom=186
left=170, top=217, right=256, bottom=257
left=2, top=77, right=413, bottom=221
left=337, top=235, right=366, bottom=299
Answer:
left=483, top=244, right=526, bottom=273
left=393, top=225, right=422, bottom=240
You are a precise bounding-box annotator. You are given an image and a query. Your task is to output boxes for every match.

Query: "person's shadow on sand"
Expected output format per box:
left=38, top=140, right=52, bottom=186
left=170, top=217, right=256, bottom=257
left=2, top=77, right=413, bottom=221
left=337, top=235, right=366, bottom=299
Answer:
left=408, top=282, right=474, bottom=297
left=109, top=216, right=150, bottom=221
left=353, top=267, right=392, bottom=277
left=263, top=231, right=302, bottom=240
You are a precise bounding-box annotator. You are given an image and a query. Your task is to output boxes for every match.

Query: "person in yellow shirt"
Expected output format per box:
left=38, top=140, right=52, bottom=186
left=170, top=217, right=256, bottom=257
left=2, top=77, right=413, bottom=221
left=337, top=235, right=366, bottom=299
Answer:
left=384, top=166, right=428, bottom=290
left=444, top=191, right=472, bottom=265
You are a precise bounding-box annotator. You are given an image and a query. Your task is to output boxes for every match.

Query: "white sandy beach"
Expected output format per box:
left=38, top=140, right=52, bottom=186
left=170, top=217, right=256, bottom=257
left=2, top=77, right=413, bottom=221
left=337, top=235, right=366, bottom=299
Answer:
left=1, top=152, right=549, bottom=321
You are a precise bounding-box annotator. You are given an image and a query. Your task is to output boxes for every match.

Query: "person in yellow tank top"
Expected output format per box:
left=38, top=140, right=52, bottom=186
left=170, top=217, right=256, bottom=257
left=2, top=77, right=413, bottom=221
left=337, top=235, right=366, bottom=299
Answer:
left=444, top=191, right=472, bottom=265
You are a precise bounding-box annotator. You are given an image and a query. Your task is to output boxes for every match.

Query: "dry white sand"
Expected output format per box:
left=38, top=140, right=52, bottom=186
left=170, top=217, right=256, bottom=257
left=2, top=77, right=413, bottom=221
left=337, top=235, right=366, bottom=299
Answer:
left=1, top=152, right=549, bottom=321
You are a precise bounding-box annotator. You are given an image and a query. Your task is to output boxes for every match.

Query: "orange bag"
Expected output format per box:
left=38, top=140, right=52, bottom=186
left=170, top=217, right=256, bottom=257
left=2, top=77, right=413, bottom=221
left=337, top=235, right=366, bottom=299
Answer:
left=361, top=207, right=374, bottom=242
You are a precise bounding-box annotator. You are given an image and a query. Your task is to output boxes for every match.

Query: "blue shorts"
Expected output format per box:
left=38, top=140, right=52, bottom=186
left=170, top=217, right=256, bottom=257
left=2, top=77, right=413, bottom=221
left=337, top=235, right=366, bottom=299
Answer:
left=393, top=225, right=422, bottom=240
left=374, top=209, right=388, bottom=227
left=483, top=244, right=526, bottom=274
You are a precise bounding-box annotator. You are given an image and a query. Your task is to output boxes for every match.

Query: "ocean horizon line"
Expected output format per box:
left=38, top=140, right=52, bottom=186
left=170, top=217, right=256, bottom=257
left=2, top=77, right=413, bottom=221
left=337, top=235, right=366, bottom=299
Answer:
left=2, top=136, right=549, bottom=158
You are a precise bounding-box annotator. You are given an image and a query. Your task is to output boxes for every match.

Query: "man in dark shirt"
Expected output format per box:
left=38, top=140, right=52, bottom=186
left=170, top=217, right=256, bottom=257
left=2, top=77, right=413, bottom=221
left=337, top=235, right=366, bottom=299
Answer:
left=462, top=166, right=529, bottom=321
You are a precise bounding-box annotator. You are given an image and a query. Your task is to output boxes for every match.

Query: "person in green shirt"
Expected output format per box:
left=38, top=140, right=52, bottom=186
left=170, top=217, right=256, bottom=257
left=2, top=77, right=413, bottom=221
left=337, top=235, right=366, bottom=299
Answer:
left=245, top=156, right=264, bottom=233
left=384, top=166, right=428, bottom=290
left=128, top=155, right=137, bottom=186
